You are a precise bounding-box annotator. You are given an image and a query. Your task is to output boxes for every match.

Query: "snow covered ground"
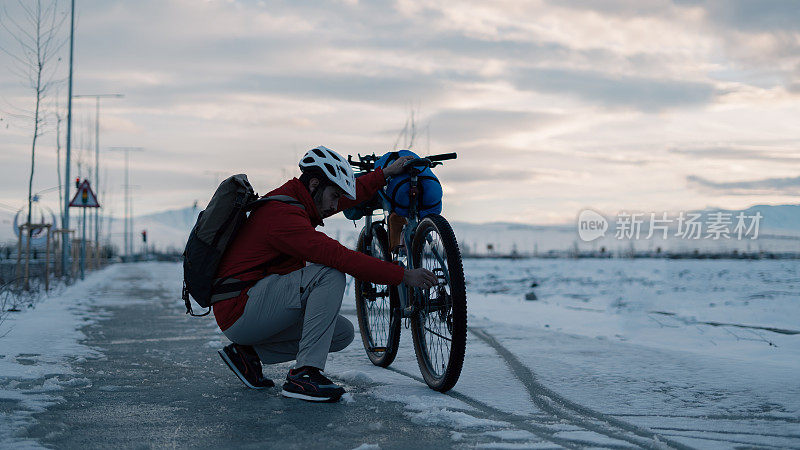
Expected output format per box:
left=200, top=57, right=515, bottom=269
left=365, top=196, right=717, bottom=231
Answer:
left=0, top=264, right=167, bottom=448
left=330, top=257, right=800, bottom=448
left=1, top=259, right=798, bottom=448
left=462, top=258, right=800, bottom=366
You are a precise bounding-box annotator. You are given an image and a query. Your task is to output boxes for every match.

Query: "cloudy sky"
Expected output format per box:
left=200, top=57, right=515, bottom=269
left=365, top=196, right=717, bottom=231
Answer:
left=1, top=0, right=798, bottom=225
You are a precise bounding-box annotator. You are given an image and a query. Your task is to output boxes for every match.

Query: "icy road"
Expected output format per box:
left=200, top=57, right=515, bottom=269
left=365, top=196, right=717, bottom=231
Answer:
left=1, top=260, right=799, bottom=449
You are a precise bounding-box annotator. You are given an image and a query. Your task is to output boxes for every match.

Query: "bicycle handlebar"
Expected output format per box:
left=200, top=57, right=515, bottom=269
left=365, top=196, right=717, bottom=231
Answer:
left=427, top=152, right=457, bottom=162
left=348, top=154, right=377, bottom=171
left=348, top=151, right=458, bottom=171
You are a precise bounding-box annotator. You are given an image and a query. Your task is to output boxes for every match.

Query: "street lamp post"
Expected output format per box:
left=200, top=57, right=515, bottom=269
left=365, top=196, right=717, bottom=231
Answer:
left=62, top=0, right=75, bottom=277
left=109, top=147, right=143, bottom=260
left=73, top=94, right=123, bottom=265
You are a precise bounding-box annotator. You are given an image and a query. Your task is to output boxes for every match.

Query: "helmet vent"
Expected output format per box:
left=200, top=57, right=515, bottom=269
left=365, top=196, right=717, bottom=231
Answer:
left=329, top=152, right=342, bottom=162
left=302, top=157, right=315, bottom=164
left=312, top=148, right=325, bottom=158
left=324, top=163, right=336, bottom=177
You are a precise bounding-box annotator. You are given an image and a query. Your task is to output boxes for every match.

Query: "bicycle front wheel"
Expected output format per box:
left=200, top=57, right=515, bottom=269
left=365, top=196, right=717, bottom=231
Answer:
left=354, top=223, right=401, bottom=367
left=410, top=214, right=467, bottom=392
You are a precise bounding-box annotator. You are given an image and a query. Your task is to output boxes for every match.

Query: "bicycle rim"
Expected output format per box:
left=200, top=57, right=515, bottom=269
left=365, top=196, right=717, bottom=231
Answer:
left=410, top=214, right=467, bottom=392
left=354, top=223, right=400, bottom=367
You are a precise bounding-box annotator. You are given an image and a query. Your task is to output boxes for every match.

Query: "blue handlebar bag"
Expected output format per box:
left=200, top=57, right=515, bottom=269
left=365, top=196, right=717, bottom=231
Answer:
left=375, top=150, right=443, bottom=218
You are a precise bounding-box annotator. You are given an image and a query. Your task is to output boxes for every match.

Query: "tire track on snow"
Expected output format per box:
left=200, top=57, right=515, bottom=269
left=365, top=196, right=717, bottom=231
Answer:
left=386, top=366, right=634, bottom=450
left=469, top=327, right=695, bottom=450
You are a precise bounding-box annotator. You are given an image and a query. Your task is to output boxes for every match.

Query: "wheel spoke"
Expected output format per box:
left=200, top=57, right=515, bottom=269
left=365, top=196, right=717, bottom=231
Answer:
left=415, top=222, right=454, bottom=378
left=407, top=215, right=466, bottom=391
left=423, top=327, right=452, bottom=341
left=362, top=231, right=393, bottom=353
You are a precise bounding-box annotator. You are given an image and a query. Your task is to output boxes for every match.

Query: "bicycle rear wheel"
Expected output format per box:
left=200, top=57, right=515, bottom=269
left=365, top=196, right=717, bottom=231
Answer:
left=354, top=223, right=401, bottom=367
left=410, top=214, right=467, bottom=392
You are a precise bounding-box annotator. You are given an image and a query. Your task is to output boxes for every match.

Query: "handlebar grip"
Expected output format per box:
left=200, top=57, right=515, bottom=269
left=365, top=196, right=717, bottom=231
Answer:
left=428, top=152, right=457, bottom=162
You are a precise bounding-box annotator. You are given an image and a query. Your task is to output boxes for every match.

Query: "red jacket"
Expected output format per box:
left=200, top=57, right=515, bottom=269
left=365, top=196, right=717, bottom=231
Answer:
left=213, top=168, right=404, bottom=331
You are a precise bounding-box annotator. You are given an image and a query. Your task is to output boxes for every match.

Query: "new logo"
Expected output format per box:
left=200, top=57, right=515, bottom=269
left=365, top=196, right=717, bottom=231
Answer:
left=578, top=209, right=608, bottom=242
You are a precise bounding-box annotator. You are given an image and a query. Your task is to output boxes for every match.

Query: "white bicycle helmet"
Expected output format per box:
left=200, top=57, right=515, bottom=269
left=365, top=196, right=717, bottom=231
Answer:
left=299, top=146, right=357, bottom=200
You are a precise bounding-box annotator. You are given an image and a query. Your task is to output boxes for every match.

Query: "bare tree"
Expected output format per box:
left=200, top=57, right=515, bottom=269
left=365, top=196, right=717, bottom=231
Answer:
left=0, top=0, right=68, bottom=237
left=393, top=108, right=417, bottom=151
left=392, top=105, right=430, bottom=152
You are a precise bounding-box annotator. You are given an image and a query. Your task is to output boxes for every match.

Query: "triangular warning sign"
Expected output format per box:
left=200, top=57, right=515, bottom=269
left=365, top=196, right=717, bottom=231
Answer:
left=69, top=180, right=100, bottom=208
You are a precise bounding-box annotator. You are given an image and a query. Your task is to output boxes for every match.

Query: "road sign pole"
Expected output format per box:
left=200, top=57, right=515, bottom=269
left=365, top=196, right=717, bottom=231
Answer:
left=81, top=207, right=86, bottom=280
left=69, top=179, right=99, bottom=280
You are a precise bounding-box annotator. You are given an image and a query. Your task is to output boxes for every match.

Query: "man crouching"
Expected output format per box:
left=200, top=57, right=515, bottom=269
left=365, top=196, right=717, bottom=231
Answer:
left=214, top=146, right=437, bottom=402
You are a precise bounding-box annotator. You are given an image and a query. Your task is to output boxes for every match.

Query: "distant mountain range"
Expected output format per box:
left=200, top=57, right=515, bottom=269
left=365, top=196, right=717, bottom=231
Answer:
left=1, top=203, right=798, bottom=254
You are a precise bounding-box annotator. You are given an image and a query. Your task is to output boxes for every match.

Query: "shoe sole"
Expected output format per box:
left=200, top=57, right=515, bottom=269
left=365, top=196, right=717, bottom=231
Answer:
left=218, top=349, right=266, bottom=390
left=281, top=388, right=342, bottom=403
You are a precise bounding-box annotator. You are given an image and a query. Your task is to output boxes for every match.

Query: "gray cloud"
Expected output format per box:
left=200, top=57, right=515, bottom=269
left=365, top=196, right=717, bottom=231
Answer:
left=215, top=73, right=452, bottom=104
left=670, top=146, right=800, bottom=163
left=427, top=109, right=560, bottom=142
left=75, top=68, right=464, bottom=112
left=410, top=34, right=577, bottom=63
left=681, top=0, right=800, bottom=32
left=546, top=0, right=674, bottom=17
left=545, top=0, right=799, bottom=92
left=67, top=0, right=722, bottom=115
left=513, top=68, right=716, bottom=111
left=442, top=166, right=541, bottom=184
left=3, top=0, right=798, bottom=222
left=576, top=152, right=652, bottom=166
left=687, top=174, right=800, bottom=195
left=551, top=0, right=800, bottom=32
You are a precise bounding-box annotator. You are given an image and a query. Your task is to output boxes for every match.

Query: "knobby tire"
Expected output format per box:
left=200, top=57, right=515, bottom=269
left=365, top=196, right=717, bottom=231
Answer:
left=410, top=214, right=467, bottom=392
left=354, top=223, right=401, bottom=367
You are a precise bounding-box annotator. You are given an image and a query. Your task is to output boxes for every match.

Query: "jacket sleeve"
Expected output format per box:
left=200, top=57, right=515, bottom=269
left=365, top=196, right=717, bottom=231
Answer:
left=266, top=204, right=404, bottom=285
left=336, top=168, right=387, bottom=212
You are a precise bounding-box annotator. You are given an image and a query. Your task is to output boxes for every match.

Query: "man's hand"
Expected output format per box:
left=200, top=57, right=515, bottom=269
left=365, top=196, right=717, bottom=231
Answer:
left=402, top=268, right=439, bottom=289
left=382, top=155, right=414, bottom=178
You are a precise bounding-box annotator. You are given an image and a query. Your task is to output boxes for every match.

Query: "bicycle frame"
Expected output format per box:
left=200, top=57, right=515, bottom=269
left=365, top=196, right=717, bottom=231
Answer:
left=361, top=161, right=452, bottom=318
left=361, top=209, right=419, bottom=314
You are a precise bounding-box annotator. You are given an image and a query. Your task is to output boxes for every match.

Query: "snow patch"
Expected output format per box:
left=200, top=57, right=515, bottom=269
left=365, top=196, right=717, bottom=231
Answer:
left=336, top=370, right=375, bottom=385
left=484, top=430, right=538, bottom=441
left=475, top=443, right=559, bottom=449
left=408, top=408, right=507, bottom=430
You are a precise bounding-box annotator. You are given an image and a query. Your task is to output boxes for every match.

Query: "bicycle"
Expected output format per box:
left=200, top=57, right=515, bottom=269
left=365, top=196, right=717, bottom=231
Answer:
left=347, top=152, right=467, bottom=392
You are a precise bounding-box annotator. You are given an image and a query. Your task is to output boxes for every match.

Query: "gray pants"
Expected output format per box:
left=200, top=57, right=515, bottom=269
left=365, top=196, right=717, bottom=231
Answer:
left=222, top=264, right=354, bottom=371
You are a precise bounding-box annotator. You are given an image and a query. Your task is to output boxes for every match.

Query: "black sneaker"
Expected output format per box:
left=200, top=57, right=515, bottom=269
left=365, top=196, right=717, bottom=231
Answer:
left=218, top=343, right=274, bottom=389
left=281, top=366, right=345, bottom=402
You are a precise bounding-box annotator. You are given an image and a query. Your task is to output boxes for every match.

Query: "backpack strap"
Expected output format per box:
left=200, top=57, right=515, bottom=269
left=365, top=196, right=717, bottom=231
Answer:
left=207, top=254, right=292, bottom=304
left=246, top=194, right=304, bottom=212
left=207, top=195, right=305, bottom=305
